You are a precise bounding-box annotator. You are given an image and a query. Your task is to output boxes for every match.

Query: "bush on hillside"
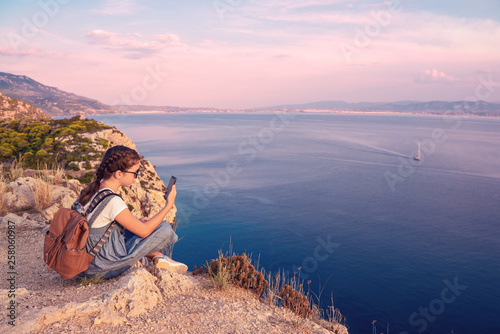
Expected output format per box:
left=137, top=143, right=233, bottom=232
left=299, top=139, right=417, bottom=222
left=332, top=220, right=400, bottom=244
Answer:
left=0, top=116, right=110, bottom=168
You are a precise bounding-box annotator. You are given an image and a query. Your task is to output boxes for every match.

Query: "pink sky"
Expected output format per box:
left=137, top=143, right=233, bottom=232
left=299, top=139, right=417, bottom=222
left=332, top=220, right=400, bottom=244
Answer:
left=0, top=0, right=499, bottom=108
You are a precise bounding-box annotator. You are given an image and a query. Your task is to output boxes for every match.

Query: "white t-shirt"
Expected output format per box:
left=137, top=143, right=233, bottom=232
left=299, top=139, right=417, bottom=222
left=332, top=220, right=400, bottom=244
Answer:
left=84, top=188, right=128, bottom=229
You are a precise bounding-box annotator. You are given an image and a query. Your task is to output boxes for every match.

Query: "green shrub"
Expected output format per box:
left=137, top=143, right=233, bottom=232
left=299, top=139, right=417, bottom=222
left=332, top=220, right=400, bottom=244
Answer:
left=77, top=172, right=96, bottom=185
left=29, top=175, right=53, bottom=211
left=68, top=163, right=80, bottom=171
left=0, top=117, right=110, bottom=168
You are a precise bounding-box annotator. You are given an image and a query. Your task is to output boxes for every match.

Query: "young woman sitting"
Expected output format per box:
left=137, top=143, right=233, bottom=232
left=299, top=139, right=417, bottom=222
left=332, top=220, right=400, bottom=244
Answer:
left=74, top=145, right=187, bottom=279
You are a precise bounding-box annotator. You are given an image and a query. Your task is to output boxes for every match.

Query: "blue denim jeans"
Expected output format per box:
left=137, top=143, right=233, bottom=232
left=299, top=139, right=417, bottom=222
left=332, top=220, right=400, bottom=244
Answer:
left=80, top=221, right=178, bottom=279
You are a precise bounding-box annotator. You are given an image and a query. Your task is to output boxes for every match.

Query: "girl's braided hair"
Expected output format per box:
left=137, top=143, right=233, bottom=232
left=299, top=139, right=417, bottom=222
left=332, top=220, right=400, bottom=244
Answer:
left=78, top=145, right=141, bottom=205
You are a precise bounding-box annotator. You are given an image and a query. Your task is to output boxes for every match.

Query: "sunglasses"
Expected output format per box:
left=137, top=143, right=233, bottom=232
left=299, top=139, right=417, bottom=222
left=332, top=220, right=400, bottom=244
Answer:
left=121, top=168, right=140, bottom=178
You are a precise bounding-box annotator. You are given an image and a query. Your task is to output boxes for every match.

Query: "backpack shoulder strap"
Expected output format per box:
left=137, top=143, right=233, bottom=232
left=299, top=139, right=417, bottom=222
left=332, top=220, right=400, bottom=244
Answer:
left=84, top=190, right=124, bottom=258
left=84, top=189, right=121, bottom=216
left=88, top=222, right=116, bottom=257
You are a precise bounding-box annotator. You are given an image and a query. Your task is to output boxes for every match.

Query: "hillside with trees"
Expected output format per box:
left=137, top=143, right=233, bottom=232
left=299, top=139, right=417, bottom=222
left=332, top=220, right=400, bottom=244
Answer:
left=0, top=116, right=111, bottom=168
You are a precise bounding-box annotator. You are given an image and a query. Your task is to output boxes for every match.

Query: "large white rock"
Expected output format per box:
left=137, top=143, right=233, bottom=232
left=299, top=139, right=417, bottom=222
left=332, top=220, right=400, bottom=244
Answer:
left=4, top=177, right=79, bottom=217
left=1, top=213, right=43, bottom=229
left=4, top=177, right=36, bottom=210
left=13, top=267, right=162, bottom=332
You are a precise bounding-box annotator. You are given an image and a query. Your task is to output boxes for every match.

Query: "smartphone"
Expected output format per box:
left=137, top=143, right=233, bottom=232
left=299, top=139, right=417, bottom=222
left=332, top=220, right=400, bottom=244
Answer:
left=164, top=176, right=177, bottom=199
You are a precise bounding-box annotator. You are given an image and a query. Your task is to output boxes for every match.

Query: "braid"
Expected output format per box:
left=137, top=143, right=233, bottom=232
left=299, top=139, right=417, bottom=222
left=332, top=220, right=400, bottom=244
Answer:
left=95, top=164, right=105, bottom=181
left=99, top=150, right=135, bottom=177
left=78, top=145, right=140, bottom=205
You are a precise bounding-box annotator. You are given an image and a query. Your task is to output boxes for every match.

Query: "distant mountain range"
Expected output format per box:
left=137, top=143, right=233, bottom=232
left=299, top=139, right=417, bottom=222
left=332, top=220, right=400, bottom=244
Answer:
left=0, top=72, right=117, bottom=116
left=1, top=72, right=499, bottom=116
left=259, top=100, right=500, bottom=116
left=115, top=105, right=233, bottom=113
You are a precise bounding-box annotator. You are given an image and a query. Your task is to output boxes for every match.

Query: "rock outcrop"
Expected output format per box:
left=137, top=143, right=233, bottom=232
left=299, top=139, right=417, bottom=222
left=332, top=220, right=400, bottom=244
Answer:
left=4, top=177, right=79, bottom=214
left=0, top=92, right=51, bottom=122
left=79, top=128, right=137, bottom=152
left=9, top=266, right=163, bottom=332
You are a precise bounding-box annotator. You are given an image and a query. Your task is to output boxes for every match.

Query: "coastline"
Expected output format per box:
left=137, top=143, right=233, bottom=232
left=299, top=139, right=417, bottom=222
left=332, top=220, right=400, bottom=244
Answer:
left=96, top=109, right=499, bottom=119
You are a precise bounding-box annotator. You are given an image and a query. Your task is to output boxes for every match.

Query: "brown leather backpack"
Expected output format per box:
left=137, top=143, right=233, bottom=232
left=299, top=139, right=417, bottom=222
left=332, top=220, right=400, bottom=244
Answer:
left=43, top=190, right=119, bottom=278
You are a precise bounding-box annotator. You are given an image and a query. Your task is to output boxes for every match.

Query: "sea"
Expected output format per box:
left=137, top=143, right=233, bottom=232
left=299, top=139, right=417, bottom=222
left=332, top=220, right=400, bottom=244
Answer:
left=91, top=112, right=500, bottom=334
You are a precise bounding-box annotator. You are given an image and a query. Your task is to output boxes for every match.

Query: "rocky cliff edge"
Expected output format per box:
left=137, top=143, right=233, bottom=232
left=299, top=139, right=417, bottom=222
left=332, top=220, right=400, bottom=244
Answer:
left=0, top=127, right=348, bottom=334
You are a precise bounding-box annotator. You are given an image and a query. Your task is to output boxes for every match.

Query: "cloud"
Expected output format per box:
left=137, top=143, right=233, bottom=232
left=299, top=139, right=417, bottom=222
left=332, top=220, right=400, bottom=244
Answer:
left=198, top=39, right=229, bottom=47
left=415, top=69, right=459, bottom=84
left=362, top=1, right=392, bottom=7
left=92, top=0, right=142, bottom=15
left=282, top=0, right=346, bottom=8
left=0, top=48, right=37, bottom=57
left=259, top=11, right=372, bottom=25
left=254, top=0, right=362, bottom=7
left=0, top=47, right=54, bottom=57
left=86, top=30, right=185, bottom=58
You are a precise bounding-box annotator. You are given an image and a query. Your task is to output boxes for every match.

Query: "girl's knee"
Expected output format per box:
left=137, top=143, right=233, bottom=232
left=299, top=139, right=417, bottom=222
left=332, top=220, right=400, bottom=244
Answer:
left=157, top=221, right=178, bottom=243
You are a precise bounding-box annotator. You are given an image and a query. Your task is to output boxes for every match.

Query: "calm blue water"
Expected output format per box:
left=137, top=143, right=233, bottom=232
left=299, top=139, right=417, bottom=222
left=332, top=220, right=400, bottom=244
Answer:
left=92, top=113, right=500, bottom=334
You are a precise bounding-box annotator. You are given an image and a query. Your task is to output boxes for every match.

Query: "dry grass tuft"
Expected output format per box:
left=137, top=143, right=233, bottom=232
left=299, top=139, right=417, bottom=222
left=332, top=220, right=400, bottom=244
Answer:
left=37, top=162, right=66, bottom=185
left=8, top=155, right=24, bottom=180
left=207, top=252, right=233, bottom=290
left=29, top=172, right=53, bottom=211
left=0, top=175, right=7, bottom=215
left=325, top=295, right=346, bottom=329
left=48, top=163, right=66, bottom=185
left=264, top=270, right=284, bottom=306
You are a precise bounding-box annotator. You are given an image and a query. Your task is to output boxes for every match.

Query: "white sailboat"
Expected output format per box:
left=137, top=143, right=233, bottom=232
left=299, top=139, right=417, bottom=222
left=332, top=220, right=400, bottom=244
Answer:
left=413, top=142, right=421, bottom=161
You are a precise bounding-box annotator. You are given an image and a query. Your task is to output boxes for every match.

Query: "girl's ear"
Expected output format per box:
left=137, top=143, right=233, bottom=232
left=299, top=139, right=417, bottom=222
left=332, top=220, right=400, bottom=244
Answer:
left=112, top=170, right=122, bottom=179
